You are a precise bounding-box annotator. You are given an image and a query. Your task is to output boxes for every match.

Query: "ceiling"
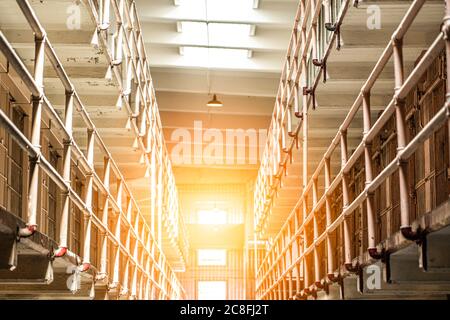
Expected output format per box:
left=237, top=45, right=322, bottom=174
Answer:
left=135, top=0, right=297, bottom=185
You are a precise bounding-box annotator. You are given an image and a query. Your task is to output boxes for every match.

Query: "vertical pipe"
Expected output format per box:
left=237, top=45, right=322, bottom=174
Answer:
left=113, top=217, right=121, bottom=286
left=101, top=0, right=110, bottom=30
left=324, top=157, right=335, bottom=279
left=56, top=90, right=73, bottom=252
left=121, top=258, right=129, bottom=297
left=302, top=61, right=308, bottom=191
left=22, top=36, right=45, bottom=236
left=393, top=38, right=417, bottom=240
left=341, top=130, right=353, bottom=268
left=296, top=260, right=301, bottom=294
left=445, top=1, right=450, bottom=168
left=157, top=153, right=163, bottom=247
left=302, top=227, right=309, bottom=293
left=312, top=178, right=321, bottom=286
left=115, top=24, right=124, bottom=64
left=288, top=270, right=293, bottom=299
left=100, top=157, right=111, bottom=276
left=82, top=128, right=95, bottom=270
left=363, top=91, right=380, bottom=258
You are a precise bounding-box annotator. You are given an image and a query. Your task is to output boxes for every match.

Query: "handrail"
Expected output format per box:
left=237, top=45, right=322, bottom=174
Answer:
left=254, top=0, right=449, bottom=300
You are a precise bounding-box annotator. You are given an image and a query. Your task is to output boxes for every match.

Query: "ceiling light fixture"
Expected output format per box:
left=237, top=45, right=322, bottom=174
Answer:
left=206, top=94, right=223, bottom=107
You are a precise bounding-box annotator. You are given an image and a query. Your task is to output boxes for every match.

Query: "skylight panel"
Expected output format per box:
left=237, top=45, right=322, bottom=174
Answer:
left=206, top=0, right=255, bottom=18
left=174, top=0, right=257, bottom=20
left=177, top=21, right=208, bottom=45
left=208, top=23, right=254, bottom=47
left=179, top=46, right=251, bottom=68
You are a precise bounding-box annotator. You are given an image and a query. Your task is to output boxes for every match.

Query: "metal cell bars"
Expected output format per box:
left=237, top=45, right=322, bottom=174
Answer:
left=255, top=0, right=449, bottom=299
left=254, top=0, right=349, bottom=236
left=85, top=0, right=186, bottom=260
left=0, top=0, right=184, bottom=300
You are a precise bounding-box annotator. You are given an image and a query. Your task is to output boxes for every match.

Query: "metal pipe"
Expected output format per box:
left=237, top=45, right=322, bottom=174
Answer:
left=56, top=90, right=73, bottom=254
left=2, top=0, right=184, bottom=297
left=393, top=37, right=418, bottom=241
left=259, top=8, right=443, bottom=278
left=324, top=157, right=335, bottom=280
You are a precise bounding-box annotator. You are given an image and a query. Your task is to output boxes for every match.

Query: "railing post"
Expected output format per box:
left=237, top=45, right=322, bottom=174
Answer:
left=363, top=90, right=380, bottom=258
left=324, top=157, right=335, bottom=279
left=393, top=38, right=417, bottom=240
left=99, top=157, right=111, bottom=278
left=340, top=130, right=353, bottom=269
left=23, top=35, right=45, bottom=236
left=312, top=178, right=321, bottom=287
left=82, top=128, right=95, bottom=270
left=443, top=0, right=450, bottom=181
left=56, top=90, right=73, bottom=254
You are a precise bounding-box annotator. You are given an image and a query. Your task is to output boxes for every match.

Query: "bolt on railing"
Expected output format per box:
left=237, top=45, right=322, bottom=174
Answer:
left=0, top=0, right=185, bottom=299
left=255, top=0, right=449, bottom=299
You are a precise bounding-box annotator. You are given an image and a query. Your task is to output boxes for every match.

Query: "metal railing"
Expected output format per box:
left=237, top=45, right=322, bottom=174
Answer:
left=84, top=0, right=188, bottom=268
left=254, top=0, right=450, bottom=299
left=254, top=0, right=349, bottom=236
left=0, top=0, right=185, bottom=299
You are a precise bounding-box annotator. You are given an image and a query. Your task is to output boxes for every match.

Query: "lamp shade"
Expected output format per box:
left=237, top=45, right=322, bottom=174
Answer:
left=206, top=94, right=223, bottom=107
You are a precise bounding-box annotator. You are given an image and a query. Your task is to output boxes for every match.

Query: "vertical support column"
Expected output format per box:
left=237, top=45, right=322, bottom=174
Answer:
left=150, top=141, right=157, bottom=239
left=112, top=225, right=121, bottom=288
left=341, top=130, right=353, bottom=269
left=131, top=237, right=139, bottom=299
left=101, top=0, right=111, bottom=30
left=100, top=157, right=111, bottom=278
left=121, top=257, right=129, bottom=297
left=82, top=128, right=95, bottom=270
left=312, top=178, right=321, bottom=287
left=442, top=0, right=450, bottom=163
left=22, top=35, right=45, bottom=236
left=324, top=157, right=335, bottom=280
left=302, top=211, right=309, bottom=294
left=363, top=91, right=380, bottom=258
left=99, top=157, right=111, bottom=277
left=300, top=14, right=309, bottom=286
left=445, top=1, right=450, bottom=167
left=55, top=90, right=72, bottom=255
left=393, top=38, right=417, bottom=240
left=296, top=257, right=302, bottom=296
left=113, top=179, right=123, bottom=287
left=114, top=0, right=124, bottom=65
left=288, top=270, right=293, bottom=299
left=157, top=152, right=163, bottom=247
